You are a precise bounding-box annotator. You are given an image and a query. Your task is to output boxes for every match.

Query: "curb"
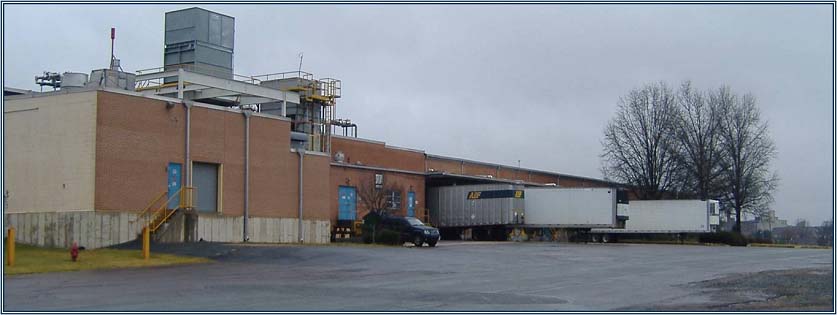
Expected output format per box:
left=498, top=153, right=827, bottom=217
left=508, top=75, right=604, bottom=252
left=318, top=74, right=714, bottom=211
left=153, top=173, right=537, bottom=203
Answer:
left=748, top=243, right=832, bottom=249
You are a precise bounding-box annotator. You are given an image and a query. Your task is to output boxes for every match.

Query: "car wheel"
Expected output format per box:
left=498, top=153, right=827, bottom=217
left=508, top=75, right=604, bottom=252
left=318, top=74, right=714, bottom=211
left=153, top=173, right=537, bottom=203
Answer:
left=413, top=235, right=423, bottom=247
left=428, top=240, right=437, bottom=247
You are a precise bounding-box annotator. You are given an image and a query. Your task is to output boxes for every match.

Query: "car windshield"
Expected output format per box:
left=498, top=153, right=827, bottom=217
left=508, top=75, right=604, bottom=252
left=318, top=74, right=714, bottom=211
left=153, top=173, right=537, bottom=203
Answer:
left=405, top=217, right=425, bottom=226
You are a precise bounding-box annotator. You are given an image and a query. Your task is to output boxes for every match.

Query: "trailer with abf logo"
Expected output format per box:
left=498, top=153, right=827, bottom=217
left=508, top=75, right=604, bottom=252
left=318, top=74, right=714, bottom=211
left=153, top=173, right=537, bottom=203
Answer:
left=427, top=184, right=526, bottom=240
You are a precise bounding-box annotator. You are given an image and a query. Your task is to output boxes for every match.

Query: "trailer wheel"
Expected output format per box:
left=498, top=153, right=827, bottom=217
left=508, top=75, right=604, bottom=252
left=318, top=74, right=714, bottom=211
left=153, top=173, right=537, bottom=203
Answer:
left=601, top=234, right=611, bottom=243
left=591, top=234, right=601, bottom=243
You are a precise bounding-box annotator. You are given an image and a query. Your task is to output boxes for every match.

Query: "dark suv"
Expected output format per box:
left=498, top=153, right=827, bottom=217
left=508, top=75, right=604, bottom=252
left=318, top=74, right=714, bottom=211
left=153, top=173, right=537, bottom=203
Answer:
left=379, top=216, right=440, bottom=247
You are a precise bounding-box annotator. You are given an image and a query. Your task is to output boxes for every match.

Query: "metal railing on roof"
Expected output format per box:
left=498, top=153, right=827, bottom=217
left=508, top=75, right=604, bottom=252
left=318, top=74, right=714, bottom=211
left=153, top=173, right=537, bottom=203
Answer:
left=135, top=65, right=333, bottom=92
left=249, top=71, right=314, bottom=83
left=136, top=64, right=264, bottom=84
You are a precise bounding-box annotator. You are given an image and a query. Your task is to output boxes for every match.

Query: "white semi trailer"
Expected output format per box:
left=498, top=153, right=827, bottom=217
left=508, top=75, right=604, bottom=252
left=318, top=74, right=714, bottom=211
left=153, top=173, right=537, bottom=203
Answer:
left=589, top=199, right=721, bottom=242
left=522, top=188, right=618, bottom=228
left=508, top=187, right=623, bottom=242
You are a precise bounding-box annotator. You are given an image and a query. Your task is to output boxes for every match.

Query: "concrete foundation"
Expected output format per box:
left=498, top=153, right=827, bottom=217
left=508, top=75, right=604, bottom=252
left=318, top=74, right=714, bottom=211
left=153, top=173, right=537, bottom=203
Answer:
left=155, top=211, right=187, bottom=243
left=5, top=211, right=332, bottom=248
left=195, top=215, right=330, bottom=244
left=5, top=211, right=142, bottom=249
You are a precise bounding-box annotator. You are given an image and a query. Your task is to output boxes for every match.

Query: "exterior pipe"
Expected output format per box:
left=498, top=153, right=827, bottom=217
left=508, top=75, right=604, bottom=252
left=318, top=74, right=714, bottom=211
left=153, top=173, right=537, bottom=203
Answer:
left=243, top=110, right=252, bottom=242
left=184, top=102, right=192, bottom=187
left=298, top=149, right=305, bottom=243
left=181, top=70, right=193, bottom=242
left=181, top=69, right=191, bottom=189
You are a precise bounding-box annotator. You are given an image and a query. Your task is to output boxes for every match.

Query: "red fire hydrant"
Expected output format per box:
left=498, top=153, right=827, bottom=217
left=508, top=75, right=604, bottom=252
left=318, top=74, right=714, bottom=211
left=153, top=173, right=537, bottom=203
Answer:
left=70, top=241, right=79, bottom=262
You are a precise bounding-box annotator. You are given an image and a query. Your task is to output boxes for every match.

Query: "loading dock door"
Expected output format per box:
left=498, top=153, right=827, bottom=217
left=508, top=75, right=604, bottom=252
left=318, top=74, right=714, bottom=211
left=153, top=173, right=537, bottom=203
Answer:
left=193, top=162, right=219, bottom=212
left=167, top=163, right=182, bottom=209
left=407, top=191, right=415, bottom=217
left=338, top=186, right=357, bottom=220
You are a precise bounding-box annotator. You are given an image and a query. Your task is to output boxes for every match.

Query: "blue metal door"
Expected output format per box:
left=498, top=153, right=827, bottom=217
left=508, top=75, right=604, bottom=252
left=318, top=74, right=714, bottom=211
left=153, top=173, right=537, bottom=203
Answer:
left=338, top=186, right=356, bottom=221
left=407, top=191, right=415, bottom=217
left=167, top=163, right=182, bottom=209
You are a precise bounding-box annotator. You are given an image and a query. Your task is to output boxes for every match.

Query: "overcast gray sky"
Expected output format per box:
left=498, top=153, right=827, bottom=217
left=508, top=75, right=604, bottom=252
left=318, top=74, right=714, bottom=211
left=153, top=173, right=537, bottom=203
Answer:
left=3, top=4, right=833, bottom=224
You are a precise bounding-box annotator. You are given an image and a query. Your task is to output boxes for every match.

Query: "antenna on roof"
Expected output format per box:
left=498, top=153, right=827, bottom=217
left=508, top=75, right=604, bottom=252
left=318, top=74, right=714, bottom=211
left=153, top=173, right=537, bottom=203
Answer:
left=297, top=52, right=304, bottom=73
left=110, top=28, right=116, bottom=69
left=108, top=27, right=124, bottom=72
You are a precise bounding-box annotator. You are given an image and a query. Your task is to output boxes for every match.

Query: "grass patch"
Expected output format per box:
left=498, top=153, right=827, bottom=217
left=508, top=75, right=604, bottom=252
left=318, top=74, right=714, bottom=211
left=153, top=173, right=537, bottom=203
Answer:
left=4, top=243, right=211, bottom=276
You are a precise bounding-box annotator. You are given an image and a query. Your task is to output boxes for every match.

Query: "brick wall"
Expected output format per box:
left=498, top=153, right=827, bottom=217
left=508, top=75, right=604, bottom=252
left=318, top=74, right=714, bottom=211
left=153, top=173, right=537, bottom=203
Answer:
left=329, top=165, right=425, bottom=222
left=95, top=92, right=186, bottom=211
left=95, top=91, right=329, bottom=220
left=331, top=137, right=424, bottom=172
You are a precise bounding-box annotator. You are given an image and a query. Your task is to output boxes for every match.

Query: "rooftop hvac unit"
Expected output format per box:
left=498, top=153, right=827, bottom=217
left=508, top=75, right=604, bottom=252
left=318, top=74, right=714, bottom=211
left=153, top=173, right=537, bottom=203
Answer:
left=34, top=72, right=89, bottom=91
left=164, top=7, right=235, bottom=80
left=61, top=72, right=88, bottom=88
left=87, top=69, right=136, bottom=91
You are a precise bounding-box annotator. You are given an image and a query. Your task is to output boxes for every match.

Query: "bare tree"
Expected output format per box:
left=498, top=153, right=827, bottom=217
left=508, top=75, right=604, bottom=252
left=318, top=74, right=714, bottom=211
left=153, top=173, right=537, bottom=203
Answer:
left=357, top=176, right=404, bottom=216
left=717, top=87, right=779, bottom=233
left=671, top=81, right=725, bottom=200
left=601, top=82, right=680, bottom=199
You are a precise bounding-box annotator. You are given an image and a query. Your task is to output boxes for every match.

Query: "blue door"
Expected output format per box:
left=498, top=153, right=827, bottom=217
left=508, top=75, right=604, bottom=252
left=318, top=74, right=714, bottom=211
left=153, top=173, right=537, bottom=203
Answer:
left=338, top=186, right=357, bottom=221
left=407, top=191, right=415, bottom=217
left=167, top=163, right=182, bottom=209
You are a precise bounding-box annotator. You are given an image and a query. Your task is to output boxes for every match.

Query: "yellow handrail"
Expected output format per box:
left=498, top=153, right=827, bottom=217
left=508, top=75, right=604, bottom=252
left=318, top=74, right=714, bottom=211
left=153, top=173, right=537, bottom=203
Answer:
left=150, top=209, right=177, bottom=232
left=147, top=186, right=197, bottom=232
left=134, top=191, right=167, bottom=224
left=147, top=193, right=179, bottom=231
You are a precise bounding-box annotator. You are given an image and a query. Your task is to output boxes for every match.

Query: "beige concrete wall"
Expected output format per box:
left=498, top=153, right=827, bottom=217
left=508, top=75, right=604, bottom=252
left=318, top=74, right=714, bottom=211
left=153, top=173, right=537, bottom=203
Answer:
left=3, top=209, right=331, bottom=248
left=195, top=214, right=330, bottom=244
left=5, top=210, right=143, bottom=249
left=4, top=92, right=97, bottom=212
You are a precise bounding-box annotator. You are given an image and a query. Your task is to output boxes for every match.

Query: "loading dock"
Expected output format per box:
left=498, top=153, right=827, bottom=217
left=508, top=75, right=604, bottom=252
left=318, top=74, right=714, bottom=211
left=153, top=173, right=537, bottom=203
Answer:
left=192, top=162, right=219, bottom=213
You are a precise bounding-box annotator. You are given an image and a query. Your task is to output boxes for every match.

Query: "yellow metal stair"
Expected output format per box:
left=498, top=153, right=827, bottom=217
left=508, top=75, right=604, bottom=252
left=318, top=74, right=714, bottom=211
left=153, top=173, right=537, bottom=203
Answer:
left=136, top=187, right=195, bottom=234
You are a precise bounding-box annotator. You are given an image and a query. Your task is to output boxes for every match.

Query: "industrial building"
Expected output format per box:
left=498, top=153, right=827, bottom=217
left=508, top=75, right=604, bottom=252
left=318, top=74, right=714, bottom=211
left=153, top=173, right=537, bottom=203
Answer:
left=3, top=7, right=617, bottom=248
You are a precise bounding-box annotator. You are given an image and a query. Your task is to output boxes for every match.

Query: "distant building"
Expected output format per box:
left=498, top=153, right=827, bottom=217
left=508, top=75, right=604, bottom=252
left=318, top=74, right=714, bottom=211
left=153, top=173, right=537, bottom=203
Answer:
left=742, top=210, right=788, bottom=236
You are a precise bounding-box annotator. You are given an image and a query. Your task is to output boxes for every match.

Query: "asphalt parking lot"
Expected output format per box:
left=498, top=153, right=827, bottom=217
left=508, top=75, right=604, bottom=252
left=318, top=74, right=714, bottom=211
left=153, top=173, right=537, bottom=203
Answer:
left=3, top=241, right=833, bottom=311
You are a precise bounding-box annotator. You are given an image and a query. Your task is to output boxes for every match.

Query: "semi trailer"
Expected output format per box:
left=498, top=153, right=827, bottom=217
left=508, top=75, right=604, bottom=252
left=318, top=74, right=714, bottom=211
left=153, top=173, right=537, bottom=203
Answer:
left=427, top=184, right=622, bottom=241
left=589, top=199, right=721, bottom=242
left=509, top=187, right=624, bottom=241
left=427, top=184, right=525, bottom=240
left=523, top=187, right=620, bottom=228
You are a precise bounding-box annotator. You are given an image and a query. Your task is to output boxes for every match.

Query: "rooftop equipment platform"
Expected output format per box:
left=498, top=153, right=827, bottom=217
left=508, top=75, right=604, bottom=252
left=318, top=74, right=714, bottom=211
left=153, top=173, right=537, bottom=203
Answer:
left=134, top=65, right=301, bottom=106
left=134, top=65, right=341, bottom=154
left=137, top=7, right=342, bottom=154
